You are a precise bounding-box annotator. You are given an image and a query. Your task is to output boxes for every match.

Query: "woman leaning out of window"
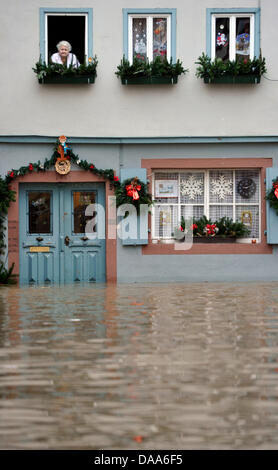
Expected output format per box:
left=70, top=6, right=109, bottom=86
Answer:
left=51, top=40, right=80, bottom=68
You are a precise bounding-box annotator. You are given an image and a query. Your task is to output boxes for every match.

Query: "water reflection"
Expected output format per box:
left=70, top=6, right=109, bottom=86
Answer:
left=0, top=282, right=278, bottom=449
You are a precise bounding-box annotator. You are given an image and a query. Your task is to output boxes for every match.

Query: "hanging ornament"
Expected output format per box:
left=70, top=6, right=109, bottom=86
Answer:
left=126, top=177, right=141, bottom=200
left=211, top=174, right=233, bottom=200
left=55, top=135, right=71, bottom=175
left=180, top=175, right=203, bottom=200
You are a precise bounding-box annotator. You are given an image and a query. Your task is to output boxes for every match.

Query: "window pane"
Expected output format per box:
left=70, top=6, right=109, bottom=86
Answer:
left=209, top=170, right=233, bottom=204
left=132, top=18, right=147, bottom=61
left=154, top=205, right=178, bottom=238
left=236, top=206, right=259, bottom=238
left=28, top=192, right=51, bottom=234
left=209, top=205, right=233, bottom=220
left=235, top=170, right=259, bottom=203
left=153, top=18, right=167, bottom=59
left=180, top=172, right=204, bottom=204
left=73, top=192, right=96, bottom=234
left=236, top=17, right=250, bottom=61
left=215, top=18, right=229, bottom=61
left=181, top=205, right=204, bottom=220
left=154, top=172, right=178, bottom=204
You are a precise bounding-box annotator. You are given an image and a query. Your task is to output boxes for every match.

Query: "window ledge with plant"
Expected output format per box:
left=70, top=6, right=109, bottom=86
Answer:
left=33, top=57, right=98, bottom=84
left=115, top=56, right=187, bottom=85
left=195, top=53, right=266, bottom=84
left=174, top=216, right=250, bottom=244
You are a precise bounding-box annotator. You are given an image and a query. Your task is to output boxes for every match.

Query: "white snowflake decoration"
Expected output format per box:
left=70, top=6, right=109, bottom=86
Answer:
left=180, top=176, right=203, bottom=200
left=211, top=174, right=233, bottom=199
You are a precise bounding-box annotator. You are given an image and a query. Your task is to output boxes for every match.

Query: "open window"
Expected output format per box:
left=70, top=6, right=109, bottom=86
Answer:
left=40, top=8, right=93, bottom=64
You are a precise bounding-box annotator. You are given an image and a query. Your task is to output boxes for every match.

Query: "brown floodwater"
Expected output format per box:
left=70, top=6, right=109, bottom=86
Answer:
left=0, top=282, right=278, bottom=450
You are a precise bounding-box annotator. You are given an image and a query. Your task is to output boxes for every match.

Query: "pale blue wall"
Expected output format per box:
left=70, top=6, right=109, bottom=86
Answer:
left=1, top=140, right=278, bottom=282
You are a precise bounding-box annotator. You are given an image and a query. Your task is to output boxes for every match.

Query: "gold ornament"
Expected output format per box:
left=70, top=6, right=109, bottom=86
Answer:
left=55, top=158, right=71, bottom=175
left=55, top=136, right=71, bottom=175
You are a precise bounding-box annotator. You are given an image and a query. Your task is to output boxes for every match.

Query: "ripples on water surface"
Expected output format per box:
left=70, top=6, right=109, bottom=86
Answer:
left=1, top=282, right=278, bottom=449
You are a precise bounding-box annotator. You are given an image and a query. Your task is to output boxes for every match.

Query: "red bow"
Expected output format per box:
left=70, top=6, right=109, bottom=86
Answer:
left=274, top=183, right=278, bottom=199
left=126, top=178, right=141, bottom=201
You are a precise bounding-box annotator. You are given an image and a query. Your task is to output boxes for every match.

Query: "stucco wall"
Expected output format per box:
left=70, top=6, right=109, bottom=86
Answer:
left=1, top=0, right=278, bottom=137
left=1, top=140, right=278, bottom=282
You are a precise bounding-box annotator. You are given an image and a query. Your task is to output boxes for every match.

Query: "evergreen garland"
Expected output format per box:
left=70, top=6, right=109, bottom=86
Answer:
left=0, top=175, right=16, bottom=283
left=265, top=176, right=278, bottom=215
left=4, top=141, right=121, bottom=187
left=114, top=178, right=153, bottom=211
left=115, top=56, right=187, bottom=79
left=195, top=53, right=267, bottom=80
left=33, top=57, right=98, bottom=81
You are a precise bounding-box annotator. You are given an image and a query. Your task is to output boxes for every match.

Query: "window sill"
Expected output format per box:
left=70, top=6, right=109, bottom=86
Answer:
left=143, top=239, right=272, bottom=255
left=121, top=76, right=178, bottom=85
left=38, top=75, right=96, bottom=84
left=204, top=75, right=261, bottom=84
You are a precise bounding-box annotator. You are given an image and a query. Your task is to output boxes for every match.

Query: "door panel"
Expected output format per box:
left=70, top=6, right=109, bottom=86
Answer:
left=19, top=183, right=106, bottom=285
left=63, top=184, right=106, bottom=283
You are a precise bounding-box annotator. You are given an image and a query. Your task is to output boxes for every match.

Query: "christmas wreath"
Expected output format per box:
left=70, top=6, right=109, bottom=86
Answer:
left=265, top=176, right=278, bottom=215
left=114, top=177, right=153, bottom=211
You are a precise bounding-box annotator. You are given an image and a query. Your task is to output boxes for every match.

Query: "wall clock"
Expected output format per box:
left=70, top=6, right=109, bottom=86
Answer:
left=237, top=178, right=256, bottom=199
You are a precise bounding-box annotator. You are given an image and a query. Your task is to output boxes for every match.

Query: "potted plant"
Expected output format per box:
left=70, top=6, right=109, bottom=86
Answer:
left=33, top=56, right=98, bottom=84
left=195, top=53, right=266, bottom=84
left=115, top=56, right=188, bottom=85
left=175, top=216, right=250, bottom=243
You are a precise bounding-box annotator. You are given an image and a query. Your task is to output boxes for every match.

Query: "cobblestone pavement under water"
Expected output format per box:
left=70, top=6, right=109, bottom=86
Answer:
left=1, top=282, right=278, bottom=450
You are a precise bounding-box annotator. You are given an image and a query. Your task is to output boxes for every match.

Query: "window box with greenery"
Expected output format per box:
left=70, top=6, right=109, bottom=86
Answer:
left=195, top=53, right=266, bottom=84
left=115, top=56, right=187, bottom=85
left=33, top=57, right=98, bottom=84
left=174, top=216, right=250, bottom=243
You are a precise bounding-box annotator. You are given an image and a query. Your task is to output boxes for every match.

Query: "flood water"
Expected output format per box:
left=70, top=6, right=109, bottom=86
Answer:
left=1, top=282, right=278, bottom=450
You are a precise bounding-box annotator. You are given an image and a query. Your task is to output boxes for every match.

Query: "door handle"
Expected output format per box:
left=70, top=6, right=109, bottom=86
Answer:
left=64, top=236, right=70, bottom=246
left=36, top=237, right=44, bottom=242
left=80, top=236, right=89, bottom=241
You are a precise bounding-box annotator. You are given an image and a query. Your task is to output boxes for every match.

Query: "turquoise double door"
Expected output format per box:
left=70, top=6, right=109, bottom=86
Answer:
left=19, top=183, right=106, bottom=285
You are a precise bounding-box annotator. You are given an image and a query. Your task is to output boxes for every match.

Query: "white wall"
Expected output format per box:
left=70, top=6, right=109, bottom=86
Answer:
left=1, top=0, right=276, bottom=137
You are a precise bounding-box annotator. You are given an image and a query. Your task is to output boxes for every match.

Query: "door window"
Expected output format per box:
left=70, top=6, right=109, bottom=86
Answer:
left=73, top=191, right=96, bottom=234
left=28, top=191, right=52, bottom=234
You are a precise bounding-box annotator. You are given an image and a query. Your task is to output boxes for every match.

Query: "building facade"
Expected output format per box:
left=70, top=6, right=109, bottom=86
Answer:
left=1, top=0, right=278, bottom=284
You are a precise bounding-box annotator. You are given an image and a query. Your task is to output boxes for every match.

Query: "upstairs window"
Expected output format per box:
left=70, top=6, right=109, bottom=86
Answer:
left=40, top=8, right=93, bottom=64
left=123, top=9, right=176, bottom=63
left=212, top=14, right=254, bottom=61
left=207, top=8, right=260, bottom=61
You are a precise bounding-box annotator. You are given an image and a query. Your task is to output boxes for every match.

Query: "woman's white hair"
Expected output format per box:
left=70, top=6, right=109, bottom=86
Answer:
left=56, top=40, right=72, bottom=52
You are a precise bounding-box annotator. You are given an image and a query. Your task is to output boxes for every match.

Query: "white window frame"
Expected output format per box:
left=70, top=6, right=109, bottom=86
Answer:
left=211, top=13, right=255, bottom=61
left=152, top=169, right=261, bottom=243
left=44, top=12, right=88, bottom=65
left=128, top=14, right=171, bottom=63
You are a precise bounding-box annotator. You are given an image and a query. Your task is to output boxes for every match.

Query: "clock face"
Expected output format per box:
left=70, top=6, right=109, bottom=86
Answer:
left=237, top=178, right=256, bottom=199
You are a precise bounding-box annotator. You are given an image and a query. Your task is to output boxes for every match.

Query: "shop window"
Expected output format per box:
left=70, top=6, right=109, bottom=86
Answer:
left=207, top=8, right=260, bottom=61
left=40, top=8, right=93, bottom=64
left=123, top=9, right=176, bottom=63
left=153, top=169, right=260, bottom=241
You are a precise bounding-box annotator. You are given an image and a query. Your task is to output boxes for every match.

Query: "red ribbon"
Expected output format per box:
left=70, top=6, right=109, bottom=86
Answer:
left=126, top=178, right=141, bottom=201
left=206, top=223, right=217, bottom=235
left=273, top=183, right=278, bottom=199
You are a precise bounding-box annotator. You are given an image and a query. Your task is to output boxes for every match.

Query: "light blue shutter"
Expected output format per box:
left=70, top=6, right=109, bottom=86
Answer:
left=266, top=167, right=278, bottom=244
left=120, top=168, right=149, bottom=245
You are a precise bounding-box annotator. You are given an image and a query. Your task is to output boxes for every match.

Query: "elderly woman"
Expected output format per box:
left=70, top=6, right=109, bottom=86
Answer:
left=51, top=41, right=80, bottom=68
